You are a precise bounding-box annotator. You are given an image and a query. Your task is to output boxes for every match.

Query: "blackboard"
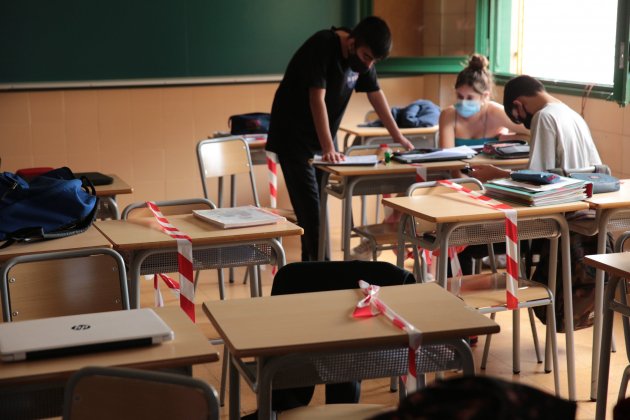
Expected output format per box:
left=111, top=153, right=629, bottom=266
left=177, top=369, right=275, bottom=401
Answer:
left=0, top=0, right=361, bottom=87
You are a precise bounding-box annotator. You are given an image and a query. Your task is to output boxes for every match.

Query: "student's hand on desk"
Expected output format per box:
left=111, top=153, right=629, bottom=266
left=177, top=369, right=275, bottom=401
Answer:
left=467, top=164, right=511, bottom=183
left=396, top=136, right=414, bottom=151
left=321, top=150, right=346, bottom=163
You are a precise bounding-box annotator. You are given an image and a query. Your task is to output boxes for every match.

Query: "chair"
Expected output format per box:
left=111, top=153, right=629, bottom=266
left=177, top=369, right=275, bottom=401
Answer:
left=243, top=260, right=471, bottom=419
left=62, top=366, right=219, bottom=420
left=596, top=231, right=630, bottom=413
left=0, top=248, right=129, bottom=419
left=196, top=136, right=295, bottom=292
left=196, top=136, right=296, bottom=222
left=403, top=180, right=561, bottom=395
left=1, top=247, right=129, bottom=322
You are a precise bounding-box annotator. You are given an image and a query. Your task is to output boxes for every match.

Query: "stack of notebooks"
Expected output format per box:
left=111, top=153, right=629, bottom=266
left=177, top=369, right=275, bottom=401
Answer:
left=484, top=173, right=588, bottom=206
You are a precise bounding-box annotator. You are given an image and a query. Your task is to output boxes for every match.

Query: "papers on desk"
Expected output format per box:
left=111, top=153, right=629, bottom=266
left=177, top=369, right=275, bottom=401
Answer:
left=392, top=146, right=477, bottom=164
left=311, top=154, right=378, bottom=166
left=193, top=205, right=286, bottom=229
left=484, top=176, right=588, bottom=206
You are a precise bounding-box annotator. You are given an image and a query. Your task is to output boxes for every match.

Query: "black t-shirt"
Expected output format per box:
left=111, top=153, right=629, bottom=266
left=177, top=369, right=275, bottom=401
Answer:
left=266, top=28, right=380, bottom=158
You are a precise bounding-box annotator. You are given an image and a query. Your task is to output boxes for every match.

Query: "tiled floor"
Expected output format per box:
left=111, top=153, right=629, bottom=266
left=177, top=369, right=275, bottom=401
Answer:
left=143, top=233, right=628, bottom=420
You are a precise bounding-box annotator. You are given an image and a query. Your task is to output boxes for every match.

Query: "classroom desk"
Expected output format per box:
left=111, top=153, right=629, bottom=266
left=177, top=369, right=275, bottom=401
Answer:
left=94, top=174, right=133, bottom=219
left=338, top=124, right=439, bottom=151
left=203, top=282, right=499, bottom=420
left=95, top=215, right=303, bottom=307
left=584, top=253, right=630, bottom=420
left=569, top=180, right=630, bottom=400
left=317, top=160, right=466, bottom=261
left=382, top=193, right=589, bottom=400
left=0, top=226, right=111, bottom=263
left=0, top=306, right=219, bottom=418
left=316, top=156, right=530, bottom=261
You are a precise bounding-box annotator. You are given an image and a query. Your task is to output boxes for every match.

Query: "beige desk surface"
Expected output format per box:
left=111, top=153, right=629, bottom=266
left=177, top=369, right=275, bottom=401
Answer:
left=464, top=154, right=529, bottom=167
left=584, top=253, right=630, bottom=278
left=382, top=193, right=589, bottom=224
left=0, top=227, right=111, bottom=263
left=94, top=174, right=133, bottom=197
left=317, top=160, right=466, bottom=177
left=203, top=282, right=499, bottom=358
left=584, top=180, right=630, bottom=209
left=95, top=215, right=303, bottom=251
left=0, top=306, right=218, bottom=386
left=338, top=125, right=439, bottom=137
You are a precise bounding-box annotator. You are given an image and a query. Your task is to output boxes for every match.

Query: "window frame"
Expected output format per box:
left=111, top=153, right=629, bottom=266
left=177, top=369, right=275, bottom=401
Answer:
left=477, top=0, right=630, bottom=105
left=367, top=0, right=630, bottom=105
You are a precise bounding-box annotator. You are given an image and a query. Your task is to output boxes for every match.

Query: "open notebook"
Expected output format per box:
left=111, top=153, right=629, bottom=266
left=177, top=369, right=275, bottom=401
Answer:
left=0, top=308, right=174, bottom=362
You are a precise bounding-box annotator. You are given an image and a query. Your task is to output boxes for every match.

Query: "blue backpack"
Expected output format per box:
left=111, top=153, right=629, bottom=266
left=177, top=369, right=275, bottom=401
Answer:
left=0, top=167, right=99, bottom=247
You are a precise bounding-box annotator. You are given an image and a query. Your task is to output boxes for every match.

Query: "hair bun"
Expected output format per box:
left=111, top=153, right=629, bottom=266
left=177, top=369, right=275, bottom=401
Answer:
left=468, top=54, right=489, bottom=72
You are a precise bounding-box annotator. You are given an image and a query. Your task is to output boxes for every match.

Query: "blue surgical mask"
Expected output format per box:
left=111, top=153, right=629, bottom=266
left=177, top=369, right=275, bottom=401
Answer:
left=455, top=100, right=481, bottom=118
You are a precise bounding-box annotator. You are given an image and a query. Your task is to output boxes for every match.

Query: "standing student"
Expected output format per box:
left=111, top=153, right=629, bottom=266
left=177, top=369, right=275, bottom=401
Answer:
left=265, top=16, right=413, bottom=262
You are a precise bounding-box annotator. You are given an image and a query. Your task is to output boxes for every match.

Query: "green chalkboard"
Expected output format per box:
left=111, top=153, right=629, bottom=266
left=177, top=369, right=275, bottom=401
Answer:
left=0, top=0, right=360, bottom=86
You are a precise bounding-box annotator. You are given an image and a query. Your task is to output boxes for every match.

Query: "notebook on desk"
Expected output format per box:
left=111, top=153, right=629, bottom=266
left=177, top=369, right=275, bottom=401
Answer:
left=75, top=172, right=114, bottom=186
left=0, top=308, right=174, bottom=362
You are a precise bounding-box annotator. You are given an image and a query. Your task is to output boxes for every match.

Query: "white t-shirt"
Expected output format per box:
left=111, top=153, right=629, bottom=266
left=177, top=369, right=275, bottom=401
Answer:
left=528, top=102, right=602, bottom=171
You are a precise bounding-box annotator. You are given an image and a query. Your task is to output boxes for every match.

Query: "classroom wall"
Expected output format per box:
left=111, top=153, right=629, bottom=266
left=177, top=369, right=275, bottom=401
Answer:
left=1, top=0, right=628, bottom=230
left=0, top=76, right=426, bottom=228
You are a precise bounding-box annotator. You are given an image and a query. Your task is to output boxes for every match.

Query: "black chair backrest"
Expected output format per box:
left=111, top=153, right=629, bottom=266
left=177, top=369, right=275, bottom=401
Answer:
left=271, top=261, right=416, bottom=296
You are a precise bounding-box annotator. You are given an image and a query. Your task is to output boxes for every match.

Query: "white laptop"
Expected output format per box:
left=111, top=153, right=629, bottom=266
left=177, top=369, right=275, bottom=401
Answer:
left=0, top=308, right=174, bottom=362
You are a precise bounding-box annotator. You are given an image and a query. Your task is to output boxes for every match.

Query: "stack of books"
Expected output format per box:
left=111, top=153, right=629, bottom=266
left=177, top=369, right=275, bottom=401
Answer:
left=484, top=176, right=588, bottom=206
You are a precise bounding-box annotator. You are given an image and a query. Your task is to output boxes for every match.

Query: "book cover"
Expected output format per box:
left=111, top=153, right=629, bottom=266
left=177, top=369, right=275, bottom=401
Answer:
left=193, top=205, right=286, bottom=229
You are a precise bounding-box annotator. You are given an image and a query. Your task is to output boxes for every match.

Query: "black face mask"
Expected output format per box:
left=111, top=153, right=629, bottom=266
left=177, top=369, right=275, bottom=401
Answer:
left=522, top=112, right=534, bottom=129
left=348, top=51, right=369, bottom=74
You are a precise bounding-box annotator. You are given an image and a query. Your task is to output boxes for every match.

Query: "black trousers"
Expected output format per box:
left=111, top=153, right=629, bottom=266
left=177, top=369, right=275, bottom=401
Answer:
left=276, top=153, right=327, bottom=261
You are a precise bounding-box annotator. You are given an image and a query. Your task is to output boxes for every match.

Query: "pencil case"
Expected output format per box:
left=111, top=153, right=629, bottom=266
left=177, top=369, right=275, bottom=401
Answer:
left=510, top=170, right=562, bottom=185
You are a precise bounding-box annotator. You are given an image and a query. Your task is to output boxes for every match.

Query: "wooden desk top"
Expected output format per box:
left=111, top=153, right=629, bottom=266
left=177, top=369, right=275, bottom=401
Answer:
left=0, top=227, right=111, bottom=263
left=584, top=253, right=630, bottom=278
left=0, top=306, right=218, bottom=386
left=95, top=214, right=303, bottom=251
left=382, top=193, right=589, bottom=223
left=584, top=180, right=630, bottom=209
left=464, top=154, right=529, bottom=168
left=338, top=125, right=439, bottom=137
left=203, top=282, right=499, bottom=358
left=318, top=160, right=466, bottom=176
left=94, top=174, right=133, bottom=197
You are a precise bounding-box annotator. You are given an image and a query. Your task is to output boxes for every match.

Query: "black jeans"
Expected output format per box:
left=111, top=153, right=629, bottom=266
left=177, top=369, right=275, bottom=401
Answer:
left=276, top=153, right=327, bottom=261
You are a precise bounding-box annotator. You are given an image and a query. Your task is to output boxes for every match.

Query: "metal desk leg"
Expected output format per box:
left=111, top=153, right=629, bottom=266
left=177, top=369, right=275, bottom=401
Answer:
left=342, top=182, right=354, bottom=261
left=591, top=213, right=611, bottom=400
left=595, top=276, right=621, bottom=420
left=229, top=355, right=241, bottom=420
left=559, top=218, right=577, bottom=400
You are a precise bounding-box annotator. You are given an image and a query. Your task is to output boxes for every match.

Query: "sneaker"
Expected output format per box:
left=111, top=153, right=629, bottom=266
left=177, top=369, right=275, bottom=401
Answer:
left=350, top=239, right=374, bottom=261
left=482, top=254, right=507, bottom=269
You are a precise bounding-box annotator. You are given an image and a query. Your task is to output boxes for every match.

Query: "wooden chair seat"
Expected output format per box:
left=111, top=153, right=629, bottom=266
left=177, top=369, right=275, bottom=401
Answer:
left=447, top=273, right=552, bottom=310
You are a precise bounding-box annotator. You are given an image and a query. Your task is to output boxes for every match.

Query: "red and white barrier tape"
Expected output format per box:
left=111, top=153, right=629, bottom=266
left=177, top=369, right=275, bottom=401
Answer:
left=436, top=180, right=519, bottom=309
left=266, top=151, right=278, bottom=209
left=145, top=201, right=196, bottom=321
left=153, top=273, right=180, bottom=307
left=353, top=280, right=422, bottom=392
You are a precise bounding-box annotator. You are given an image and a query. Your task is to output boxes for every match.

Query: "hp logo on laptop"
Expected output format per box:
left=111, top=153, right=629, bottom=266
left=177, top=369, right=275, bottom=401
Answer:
left=71, top=324, right=91, bottom=331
